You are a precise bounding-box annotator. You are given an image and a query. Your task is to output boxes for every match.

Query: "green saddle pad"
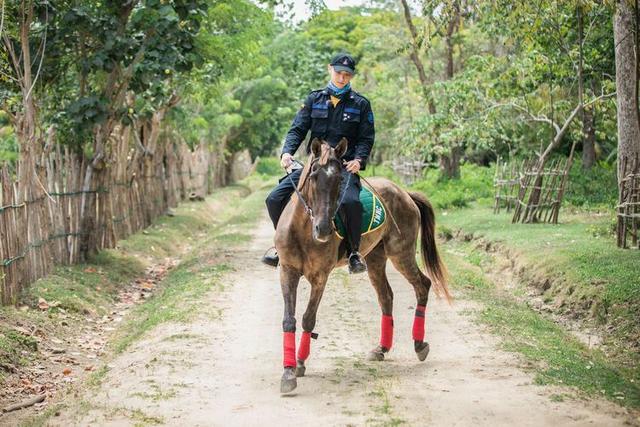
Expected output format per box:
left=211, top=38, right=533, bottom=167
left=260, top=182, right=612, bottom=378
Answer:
left=334, top=186, right=387, bottom=239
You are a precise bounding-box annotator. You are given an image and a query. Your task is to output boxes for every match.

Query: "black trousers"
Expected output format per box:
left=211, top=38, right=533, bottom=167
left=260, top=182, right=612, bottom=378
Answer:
left=265, top=168, right=363, bottom=252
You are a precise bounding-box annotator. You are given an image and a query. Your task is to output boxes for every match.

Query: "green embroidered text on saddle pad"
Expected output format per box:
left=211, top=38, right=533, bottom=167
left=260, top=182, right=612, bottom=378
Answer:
left=334, top=186, right=387, bottom=239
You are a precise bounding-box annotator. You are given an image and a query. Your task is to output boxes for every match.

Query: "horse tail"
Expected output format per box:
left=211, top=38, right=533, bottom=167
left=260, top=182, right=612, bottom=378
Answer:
left=409, top=191, right=452, bottom=303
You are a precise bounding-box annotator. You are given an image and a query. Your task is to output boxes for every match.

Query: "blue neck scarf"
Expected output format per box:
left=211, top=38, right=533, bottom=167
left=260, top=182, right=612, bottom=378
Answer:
left=327, top=81, right=351, bottom=97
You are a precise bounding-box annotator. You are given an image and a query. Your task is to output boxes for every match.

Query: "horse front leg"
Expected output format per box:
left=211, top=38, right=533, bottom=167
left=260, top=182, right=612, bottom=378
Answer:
left=280, top=266, right=300, bottom=393
left=296, top=274, right=328, bottom=377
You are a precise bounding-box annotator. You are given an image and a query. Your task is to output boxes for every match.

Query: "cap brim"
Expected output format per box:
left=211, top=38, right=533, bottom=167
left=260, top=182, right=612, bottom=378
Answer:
left=332, top=65, right=355, bottom=74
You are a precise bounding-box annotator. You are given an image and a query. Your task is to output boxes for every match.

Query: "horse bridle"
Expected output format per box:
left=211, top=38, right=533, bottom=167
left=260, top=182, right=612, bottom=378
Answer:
left=284, top=158, right=351, bottom=225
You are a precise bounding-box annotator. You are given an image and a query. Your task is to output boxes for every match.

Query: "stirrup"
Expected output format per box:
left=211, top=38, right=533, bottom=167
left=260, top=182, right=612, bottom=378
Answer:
left=261, top=247, right=279, bottom=268
left=348, top=251, right=367, bottom=274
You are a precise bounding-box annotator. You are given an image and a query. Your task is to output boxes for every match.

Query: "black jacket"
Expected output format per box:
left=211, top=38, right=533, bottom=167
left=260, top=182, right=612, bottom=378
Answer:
left=281, top=88, right=375, bottom=170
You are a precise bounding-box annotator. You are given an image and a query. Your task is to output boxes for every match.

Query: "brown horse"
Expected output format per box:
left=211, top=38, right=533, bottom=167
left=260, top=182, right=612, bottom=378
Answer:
left=275, top=138, right=451, bottom=393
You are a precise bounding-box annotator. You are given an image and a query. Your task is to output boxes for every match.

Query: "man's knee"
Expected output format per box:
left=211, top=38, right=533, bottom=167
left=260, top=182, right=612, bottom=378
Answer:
left=342, top=196, right=362, bottom=211
left=265, top=192, right=277, bottom=208
left=266, top=190, right=286, bottom=209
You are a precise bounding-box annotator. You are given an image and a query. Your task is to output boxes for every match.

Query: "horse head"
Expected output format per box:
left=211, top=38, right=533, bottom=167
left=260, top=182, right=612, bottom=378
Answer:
left=302, top=137, right=348, bottom=243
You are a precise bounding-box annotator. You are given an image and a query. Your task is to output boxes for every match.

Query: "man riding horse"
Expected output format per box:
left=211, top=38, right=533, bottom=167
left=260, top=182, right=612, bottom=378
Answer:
left=263, top=53, right=374, bottom=274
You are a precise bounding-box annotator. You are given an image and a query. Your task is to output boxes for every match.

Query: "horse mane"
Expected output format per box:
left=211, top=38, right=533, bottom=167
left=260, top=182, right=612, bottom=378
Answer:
left=296, top=153, right=315, bottom=192
left=296, top=143, right=332, bottom=191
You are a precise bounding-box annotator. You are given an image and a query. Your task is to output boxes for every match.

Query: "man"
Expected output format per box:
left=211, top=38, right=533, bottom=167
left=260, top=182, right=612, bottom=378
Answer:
left=263, top=53, right=375, bottom=274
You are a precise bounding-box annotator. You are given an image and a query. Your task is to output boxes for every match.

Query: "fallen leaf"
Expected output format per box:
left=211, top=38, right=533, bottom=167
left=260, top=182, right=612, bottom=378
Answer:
left=139, top=281, right=154, bottom=290
left=84, top=267, right=97, bottom=273
left=38, top=298, right=49, bottom=310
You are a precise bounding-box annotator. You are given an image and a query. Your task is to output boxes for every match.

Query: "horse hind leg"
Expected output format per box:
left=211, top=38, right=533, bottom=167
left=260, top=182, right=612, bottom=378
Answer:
left=365, top=243, right=394, bottom=362
left=389, top=255, right=432, bottom=362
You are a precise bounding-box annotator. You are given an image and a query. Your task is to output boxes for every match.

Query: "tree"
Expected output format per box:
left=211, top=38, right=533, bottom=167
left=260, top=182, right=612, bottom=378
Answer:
left=614, top=0, right=640, bottom=179
left=399, top=0, right=465, bottom=179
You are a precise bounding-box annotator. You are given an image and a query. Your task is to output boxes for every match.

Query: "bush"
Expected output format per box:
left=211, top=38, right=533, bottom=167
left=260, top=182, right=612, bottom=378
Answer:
left=360, top=163, right=402, bottom=181
left=565, top=159, right=617, bottom=209
left=411, top=164, right=494, bottom=209
left=255, top=156, right=282, bottom=176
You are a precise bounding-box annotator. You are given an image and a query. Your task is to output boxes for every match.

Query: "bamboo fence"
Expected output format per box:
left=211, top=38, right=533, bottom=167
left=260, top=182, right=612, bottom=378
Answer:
left=391, top=158, right=428, bottom=185
left=617, top=154, right=640, bottom=249
left=512, top=158, right=571, bottom=224
left=493, top=156, right=523, bottom=214
left=0, top=124, right=228, bottom=304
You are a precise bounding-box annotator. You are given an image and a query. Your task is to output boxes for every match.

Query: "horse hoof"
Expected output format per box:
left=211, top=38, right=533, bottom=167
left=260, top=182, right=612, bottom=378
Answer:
left=416, top=341, right=430, bottom=362
left=280, top=367, right=297, bottom=393
left=296, top=361, right=306, bottom=377
left=366, top=351, right=385, bottom=361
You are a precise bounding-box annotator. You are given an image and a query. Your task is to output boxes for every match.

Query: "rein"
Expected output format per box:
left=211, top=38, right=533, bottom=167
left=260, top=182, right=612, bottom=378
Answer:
left=285, top=160, right=314, bottom=220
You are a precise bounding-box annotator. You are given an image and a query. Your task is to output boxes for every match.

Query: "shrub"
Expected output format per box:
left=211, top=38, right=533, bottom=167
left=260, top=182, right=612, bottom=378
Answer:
left=565, top=159, right=617, bottom=209
left=411, top=164, right=494, bottom=209
left=255, top=156, right=282, bottom=176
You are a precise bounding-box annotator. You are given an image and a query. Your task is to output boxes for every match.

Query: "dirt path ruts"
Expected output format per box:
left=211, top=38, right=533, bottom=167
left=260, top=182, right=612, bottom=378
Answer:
left=45, top=217, right=634, bottom=426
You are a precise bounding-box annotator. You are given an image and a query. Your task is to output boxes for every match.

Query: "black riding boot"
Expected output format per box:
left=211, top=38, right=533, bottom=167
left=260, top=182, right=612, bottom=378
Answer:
left=262, top=247, right=279, bottom=268
left=341, top=192, right=366, bottom=274
left=348, top=251, right=367, bottom=274
left=262, top=169, right=302, bottom=268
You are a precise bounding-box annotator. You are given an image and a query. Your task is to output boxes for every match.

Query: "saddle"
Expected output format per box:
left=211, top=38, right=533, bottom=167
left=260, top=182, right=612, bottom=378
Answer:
left=333, top=185, right=387, bottom=239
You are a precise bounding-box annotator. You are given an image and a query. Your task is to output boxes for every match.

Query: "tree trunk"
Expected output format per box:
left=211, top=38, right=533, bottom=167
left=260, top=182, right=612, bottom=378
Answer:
left=444, top=1, right=461, bottom=80
left=399, top=0, right=436, bottom=114
left=438, top=147, right=461, bottom=180
left=614, top=0, right=640, bottom=179
left=582, top=106, right=596, bottom=168
left=440, top=1, right=462, bottom=179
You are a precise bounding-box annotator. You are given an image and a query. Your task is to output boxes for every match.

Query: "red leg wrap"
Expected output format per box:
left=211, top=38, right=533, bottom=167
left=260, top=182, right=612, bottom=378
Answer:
left=412, top=305, right=426, bottom=342
left=283, top=332, right=296, bottom=368
left=380, top=315, right=394, bottom=350
left=297, top=331, right=311, bottom=361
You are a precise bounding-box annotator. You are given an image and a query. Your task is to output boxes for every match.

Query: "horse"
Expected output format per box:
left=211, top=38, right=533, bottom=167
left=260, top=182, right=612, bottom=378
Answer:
left=274, top=137, right=451, bottom=393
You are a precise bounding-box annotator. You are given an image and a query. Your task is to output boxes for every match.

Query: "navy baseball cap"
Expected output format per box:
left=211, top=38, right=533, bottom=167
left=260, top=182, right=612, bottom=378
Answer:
left=330, top=53, right=356, bottom=74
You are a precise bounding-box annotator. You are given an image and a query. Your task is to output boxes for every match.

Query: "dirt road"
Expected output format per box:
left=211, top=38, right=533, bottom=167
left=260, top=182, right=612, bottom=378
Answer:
left=46, top=218, right=634, bottom=426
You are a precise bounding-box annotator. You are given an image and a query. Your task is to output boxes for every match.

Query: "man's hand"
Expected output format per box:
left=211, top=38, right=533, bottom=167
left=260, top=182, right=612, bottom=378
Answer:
left=344, top=159, right=361, bottom=174
left=281, top=153, right=294, bottom=169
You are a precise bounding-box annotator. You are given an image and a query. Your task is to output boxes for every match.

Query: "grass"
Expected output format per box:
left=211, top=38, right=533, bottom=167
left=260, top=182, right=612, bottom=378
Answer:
left=24, top=251, right=146, bottom=316
left=411, top=164, right=495, bottom=209
left=444, top=246, right=640, bottom=409
left=0, top=328, right=38, bottom=380
left=437, top=206, right=640, bottom=366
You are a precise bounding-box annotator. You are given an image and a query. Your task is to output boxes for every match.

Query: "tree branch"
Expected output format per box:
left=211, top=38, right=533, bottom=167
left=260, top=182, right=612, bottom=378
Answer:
left=25, top=3, right=48, bottom=102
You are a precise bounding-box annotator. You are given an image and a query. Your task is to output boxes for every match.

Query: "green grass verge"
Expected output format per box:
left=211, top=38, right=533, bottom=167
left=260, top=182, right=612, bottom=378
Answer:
left=444, top=245, right=640, bottom=409
left=437, top=206, right=640, bottom=367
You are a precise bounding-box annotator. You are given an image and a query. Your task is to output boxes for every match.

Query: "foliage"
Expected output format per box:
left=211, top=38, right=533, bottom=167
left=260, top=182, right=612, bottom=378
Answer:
left=255, top=156, right=282, bottom=176
left=411, top=164, right=494, bottom=209
left=1, top=0, right=209, bottom=151
left=566, top=159, right=618, bottom=208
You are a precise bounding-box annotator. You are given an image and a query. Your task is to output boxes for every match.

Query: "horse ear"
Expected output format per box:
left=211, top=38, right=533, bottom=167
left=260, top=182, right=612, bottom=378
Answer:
left=335, top=137, right=348, bottom=158
left=311, top=138, right=322, bottom=158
